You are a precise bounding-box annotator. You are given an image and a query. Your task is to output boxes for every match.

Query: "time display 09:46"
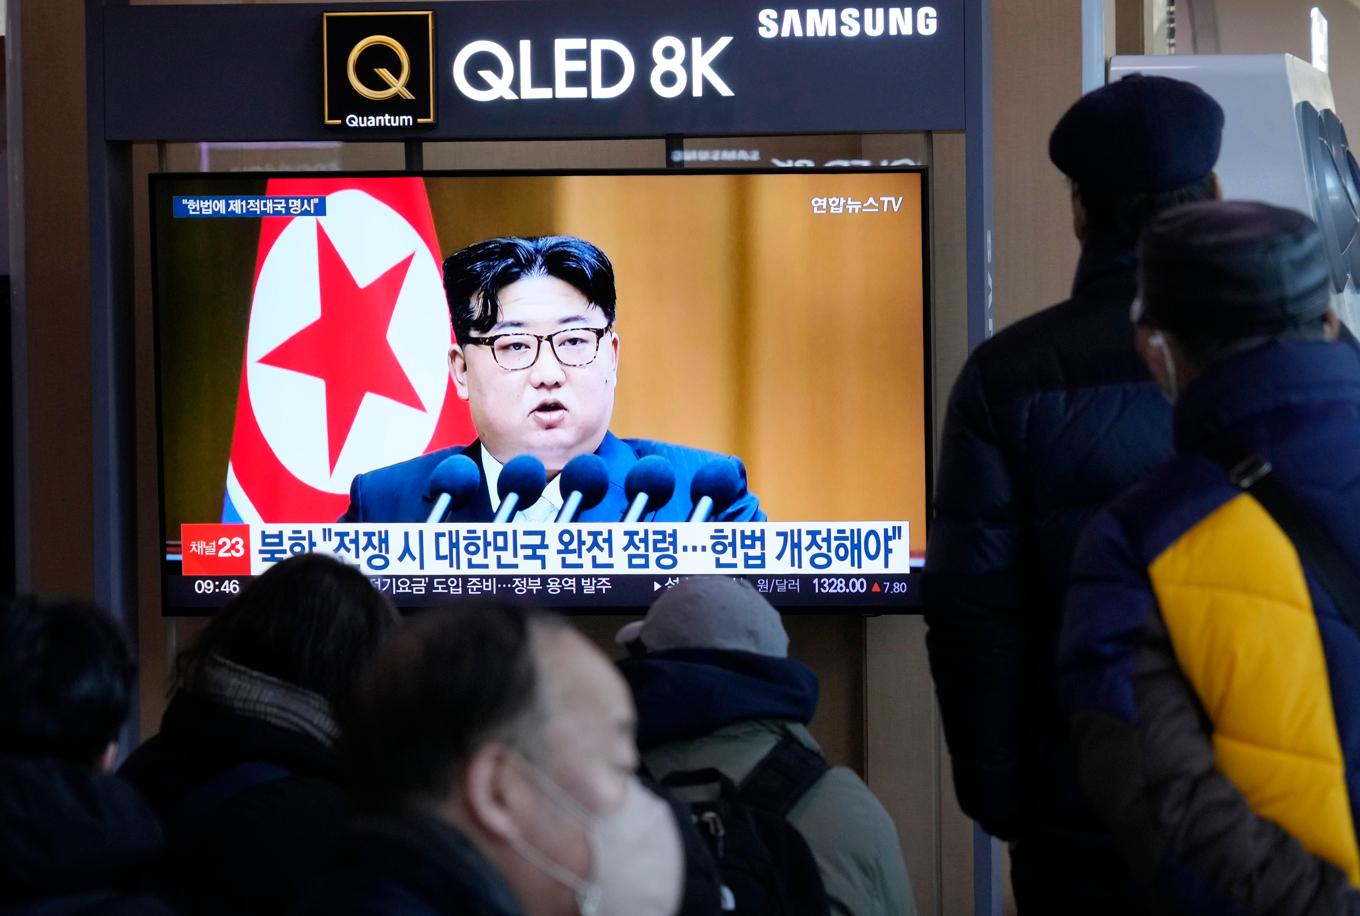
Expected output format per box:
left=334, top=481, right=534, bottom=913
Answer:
left=192, top=578, right=243, bottom=596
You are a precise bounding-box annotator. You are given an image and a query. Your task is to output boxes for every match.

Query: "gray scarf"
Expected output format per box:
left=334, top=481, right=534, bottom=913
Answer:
left=195, top=654, right=340, bottom=749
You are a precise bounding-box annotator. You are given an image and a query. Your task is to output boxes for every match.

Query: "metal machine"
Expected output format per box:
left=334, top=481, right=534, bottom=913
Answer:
left=1112, top=54, right=1360, bottom=329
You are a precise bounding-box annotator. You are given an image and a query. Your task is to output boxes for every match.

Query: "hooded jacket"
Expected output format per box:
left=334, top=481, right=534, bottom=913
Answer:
left=0, top=754, right=173, bottom=915
left=620, top=648, right=916, bottom=916
left=1060, top=339, right=1360, bottom=914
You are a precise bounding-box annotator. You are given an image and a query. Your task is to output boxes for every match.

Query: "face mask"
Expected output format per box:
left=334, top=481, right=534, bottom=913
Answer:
left=509, top=762, right=683, bottom=916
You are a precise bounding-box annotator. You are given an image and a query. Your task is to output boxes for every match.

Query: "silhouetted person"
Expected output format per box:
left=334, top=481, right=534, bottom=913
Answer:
left=1060, top=201, right=1360, bottom=914
left=924, top=74, right=1225, bottom=911
left=120, top=553, right=398, bottom=915
left=0, top=596, right=172, bottom=914
left=618, top=577, right=915, bottom=916
left=298, top=601, right=686, bottom=916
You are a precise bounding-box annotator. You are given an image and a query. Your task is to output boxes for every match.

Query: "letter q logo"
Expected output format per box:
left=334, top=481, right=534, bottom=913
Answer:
left=347, top=34, right=415, bottom=101
left=322, top=11, right=436, bottom=127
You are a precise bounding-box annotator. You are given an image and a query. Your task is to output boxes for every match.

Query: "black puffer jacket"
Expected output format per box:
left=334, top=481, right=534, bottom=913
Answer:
left=922, top=236, right=1172, bottom=912
left=119, top=692, right=348, bottom=916
left=0, top=754, right=174, bottom=915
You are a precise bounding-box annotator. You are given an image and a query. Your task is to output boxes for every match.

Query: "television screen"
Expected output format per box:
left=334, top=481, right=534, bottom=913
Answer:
left=152, top=170, right=929, bottom=612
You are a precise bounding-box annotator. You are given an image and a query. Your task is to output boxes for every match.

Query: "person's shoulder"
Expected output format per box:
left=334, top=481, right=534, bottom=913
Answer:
left=1078, top=453, right=1238, bottom=574
left=623, top=437, right=727, bottom=467
left=610, top=435, right=763, bottom=520
left=786, top=758, right=910, bottom=910
left=618, top=438, right=723, bottom=481
left=783, top=738, right=887, bottom=829
left=642, top=721, right=781, bottom=784
left=620, top=437, right=760, bottom=483
left=354, top=445, right=471, bottom=488
left=968, top=288, right=1145, bottom=401
left=346, top=445, right=477, bottom=522
left=758, top=725, right=891, bottom=831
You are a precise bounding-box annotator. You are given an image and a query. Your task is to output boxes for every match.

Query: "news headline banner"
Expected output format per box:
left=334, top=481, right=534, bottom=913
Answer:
left=181, top=522, right=910, bottom=578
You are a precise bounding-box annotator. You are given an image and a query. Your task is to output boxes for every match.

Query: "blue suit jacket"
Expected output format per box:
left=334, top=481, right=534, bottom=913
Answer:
left=342, top=432, right=765, bottom=523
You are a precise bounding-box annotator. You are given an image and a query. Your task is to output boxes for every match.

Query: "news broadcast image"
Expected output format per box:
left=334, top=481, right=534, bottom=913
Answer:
left=153, top=171, right=928, bottom=611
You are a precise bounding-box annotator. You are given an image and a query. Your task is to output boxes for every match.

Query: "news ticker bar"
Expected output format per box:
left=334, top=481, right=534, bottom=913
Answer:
left=179, top=521, right=912, bottom=578
left=166, top=573, right=918, bottom=612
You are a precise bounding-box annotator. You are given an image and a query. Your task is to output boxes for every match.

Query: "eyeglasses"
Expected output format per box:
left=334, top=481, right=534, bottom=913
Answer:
left=465, top=326, right=613, bottom=371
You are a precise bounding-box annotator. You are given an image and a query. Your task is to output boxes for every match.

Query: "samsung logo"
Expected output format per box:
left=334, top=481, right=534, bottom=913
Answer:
left=757, top=7, right=939, bottom=38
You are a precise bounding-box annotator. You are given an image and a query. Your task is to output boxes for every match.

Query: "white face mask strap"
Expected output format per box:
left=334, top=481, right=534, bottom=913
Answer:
left=506, top=833, right=600, bottom=914
left=509, top=753, right=596, bottom=825
left=504, top=753, right=603, bottom=915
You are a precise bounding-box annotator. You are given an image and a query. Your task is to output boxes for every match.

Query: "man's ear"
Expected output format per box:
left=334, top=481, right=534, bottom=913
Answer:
left=95, top=741, right=118, bottom=774
left=1070, top=183, right=1089, bottom=244
left=1324, top=308, right=1342, bottom=341
left=462, top=742, right=530, bottom=842
left=450, top=344, right=471, bottom=402
left=606, top=329, right=620, bottom=385
left=1134, top=324, right=1170, bottom=387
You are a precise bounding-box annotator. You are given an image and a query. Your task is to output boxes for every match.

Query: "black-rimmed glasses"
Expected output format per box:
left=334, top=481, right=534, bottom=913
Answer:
left=465, top=326, right=613, bottom=371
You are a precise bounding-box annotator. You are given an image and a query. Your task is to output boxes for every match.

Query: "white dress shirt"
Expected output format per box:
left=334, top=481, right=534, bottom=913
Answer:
left=481, top=450, right=564, bottom=523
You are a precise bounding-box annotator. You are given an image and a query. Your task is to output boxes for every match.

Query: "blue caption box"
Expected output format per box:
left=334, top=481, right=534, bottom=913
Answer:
left=173, top=195, right=326, bottom=218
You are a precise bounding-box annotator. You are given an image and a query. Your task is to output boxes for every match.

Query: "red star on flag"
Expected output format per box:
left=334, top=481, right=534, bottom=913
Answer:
left=258, top=222, right=426, bottom=472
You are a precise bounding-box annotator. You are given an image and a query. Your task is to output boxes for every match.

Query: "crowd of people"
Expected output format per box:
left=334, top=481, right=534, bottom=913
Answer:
left=6, top=72, right=1360, bottom=916
left=0, top=561, right=909, bottom=916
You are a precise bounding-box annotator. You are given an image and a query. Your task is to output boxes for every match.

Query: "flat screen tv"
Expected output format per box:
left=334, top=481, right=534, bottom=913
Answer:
left=152, top=169, right=929, bottom=612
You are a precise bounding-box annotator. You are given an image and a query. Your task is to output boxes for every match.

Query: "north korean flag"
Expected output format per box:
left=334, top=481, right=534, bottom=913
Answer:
left=222, top=177, right=475, bottom=523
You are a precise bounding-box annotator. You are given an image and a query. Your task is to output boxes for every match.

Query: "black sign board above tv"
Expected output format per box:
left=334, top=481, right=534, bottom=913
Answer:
left=101, top=1, right=968, bottom=141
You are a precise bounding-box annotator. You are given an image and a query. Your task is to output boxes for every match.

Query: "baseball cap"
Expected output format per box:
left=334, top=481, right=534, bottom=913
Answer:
left=615, top=577, right=789, bottom=657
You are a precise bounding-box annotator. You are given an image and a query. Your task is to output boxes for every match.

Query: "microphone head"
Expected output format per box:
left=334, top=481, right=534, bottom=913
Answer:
left=498, top=455, right=548, bottom=506
left=625, top=455, right=677, bottom=513
left=425, top=454, right=482, bottom=504
left=690, top=458, right=744, bottom=515
left=560, top=454, right=611, bottom=512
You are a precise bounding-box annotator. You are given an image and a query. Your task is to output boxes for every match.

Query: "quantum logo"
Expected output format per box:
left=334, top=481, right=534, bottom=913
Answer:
left=347, top=35, right=415, bottom=102
left=324, top=11, right=435, bottom=128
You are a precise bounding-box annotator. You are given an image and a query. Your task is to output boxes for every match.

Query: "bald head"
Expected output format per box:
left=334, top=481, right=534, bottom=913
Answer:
left=531, top=626, right=638, bottom=807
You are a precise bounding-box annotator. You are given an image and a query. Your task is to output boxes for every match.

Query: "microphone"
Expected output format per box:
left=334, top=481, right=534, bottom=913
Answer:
left=555, top=454, right=610, bottom=523
left=493, top=455, right=548, bottom=523
left=424, top=454, right=483, bottom=524
left=688, top=458, right=744, bottom=523
left=622, top=456, right=677, bottom=523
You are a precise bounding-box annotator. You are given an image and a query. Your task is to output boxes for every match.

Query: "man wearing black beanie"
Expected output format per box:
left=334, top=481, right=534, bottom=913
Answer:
left=1058, top=200, right=1360, bottom=914
left=924, top=73, right=1224, bottom=912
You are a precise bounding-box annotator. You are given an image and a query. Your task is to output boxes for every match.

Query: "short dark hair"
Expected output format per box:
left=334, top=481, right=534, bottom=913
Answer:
left=343, top=600, right=567, bottom=808
left=0, top=597, right=135, bottom=764
left=176, top=553, right=398, bottom=715
left=1077, top=174, right=1218, bottom=246
left=444, top=236, right=617, bottom=346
